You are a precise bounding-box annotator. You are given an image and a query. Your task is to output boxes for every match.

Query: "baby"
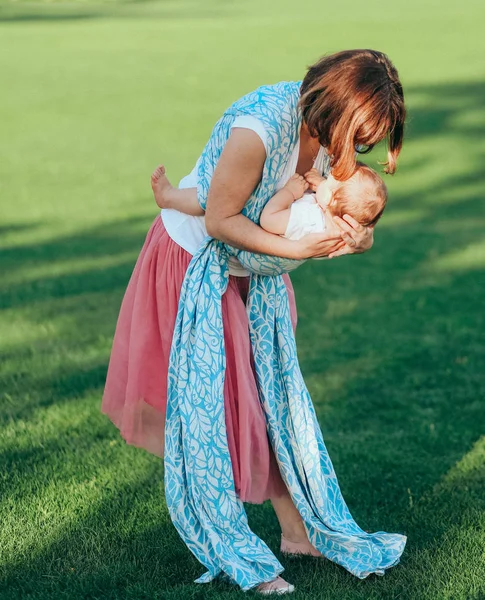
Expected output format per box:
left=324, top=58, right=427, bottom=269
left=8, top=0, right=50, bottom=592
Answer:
left=259, top=162, right=387, bottom=242
left=151, top=161, right=387, bottom=246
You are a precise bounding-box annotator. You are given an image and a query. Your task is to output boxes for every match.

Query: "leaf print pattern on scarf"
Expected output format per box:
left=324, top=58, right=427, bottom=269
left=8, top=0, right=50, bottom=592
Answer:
left=164, top=81, right=407, bottom=592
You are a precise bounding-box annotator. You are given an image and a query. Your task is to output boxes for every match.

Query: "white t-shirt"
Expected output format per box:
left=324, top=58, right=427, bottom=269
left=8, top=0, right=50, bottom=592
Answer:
left=283, top=193, right=326, bottom=240
left=161, top=115, right=330, bottom=276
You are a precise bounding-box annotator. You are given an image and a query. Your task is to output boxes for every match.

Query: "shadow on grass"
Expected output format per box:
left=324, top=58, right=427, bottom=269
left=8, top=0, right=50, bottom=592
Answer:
left=0, top=222, right=43, bottom=237
left=0, top=463, right=203, bottom=599
left=0, top=438, right=483, bottom=600
left=0, top=0, right=234, bottom=24
left=405, top=80, right=485, bottom=140
left=0, top=214, right=150, bottom=310
left=1, top=79, right=484, bottom=599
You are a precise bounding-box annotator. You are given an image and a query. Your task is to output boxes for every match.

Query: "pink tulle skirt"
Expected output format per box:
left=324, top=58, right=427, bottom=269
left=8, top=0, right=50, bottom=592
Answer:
left=101, top=215, right=298, bottom=504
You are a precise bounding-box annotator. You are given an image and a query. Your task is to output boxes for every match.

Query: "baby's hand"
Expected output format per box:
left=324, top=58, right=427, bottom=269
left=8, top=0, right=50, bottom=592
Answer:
left=304, top=168, right=325, bottom=192
left=284, top=174, right=307, bottom=201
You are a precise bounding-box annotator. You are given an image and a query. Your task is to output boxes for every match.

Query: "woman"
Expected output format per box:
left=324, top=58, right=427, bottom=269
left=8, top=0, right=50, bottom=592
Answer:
left=102, top=49, right=407, bottom=594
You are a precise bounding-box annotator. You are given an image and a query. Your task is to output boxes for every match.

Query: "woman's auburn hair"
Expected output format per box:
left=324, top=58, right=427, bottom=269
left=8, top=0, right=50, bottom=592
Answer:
left=299, top=49, right=406, bottom=181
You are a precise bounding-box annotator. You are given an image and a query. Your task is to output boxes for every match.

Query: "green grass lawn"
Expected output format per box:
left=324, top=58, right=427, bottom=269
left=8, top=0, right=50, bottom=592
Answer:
left=1, top=0, right=485, bottom=598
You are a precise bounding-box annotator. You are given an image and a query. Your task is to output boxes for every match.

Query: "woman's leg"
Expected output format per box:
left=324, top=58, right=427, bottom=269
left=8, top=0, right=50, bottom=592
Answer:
left=270, top=489, right=309, bottom=543
left=268, top=273, right=320, bottom=551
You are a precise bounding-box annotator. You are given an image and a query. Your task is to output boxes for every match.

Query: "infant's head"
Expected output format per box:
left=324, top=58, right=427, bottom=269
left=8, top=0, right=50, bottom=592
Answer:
left=316, top=162, right=388, bottom=226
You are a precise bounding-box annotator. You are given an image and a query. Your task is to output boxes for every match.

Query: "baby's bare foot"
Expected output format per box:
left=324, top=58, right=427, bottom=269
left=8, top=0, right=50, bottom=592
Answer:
left=151, top=164, right=173, bottom=209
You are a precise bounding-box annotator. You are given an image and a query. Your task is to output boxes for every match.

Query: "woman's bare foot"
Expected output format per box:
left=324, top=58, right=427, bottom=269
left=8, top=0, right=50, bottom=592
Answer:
left=280, top=533, right=323, bottom=557
left=256, top=575, right=295, bottom=595
left=269, top=489, right=322, bottom=556
left=151, top=164, right=174, bottom=209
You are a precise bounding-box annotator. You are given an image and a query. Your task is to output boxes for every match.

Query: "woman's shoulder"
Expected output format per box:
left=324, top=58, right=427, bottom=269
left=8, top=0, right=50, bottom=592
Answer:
left=221, top=80, right=303, bottom=154
left=228, top=80, right=303, bottom=120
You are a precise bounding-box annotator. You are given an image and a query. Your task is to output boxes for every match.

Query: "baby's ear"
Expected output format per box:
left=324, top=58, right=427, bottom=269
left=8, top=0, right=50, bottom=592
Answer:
left=316, top=181, right=333, bottom=208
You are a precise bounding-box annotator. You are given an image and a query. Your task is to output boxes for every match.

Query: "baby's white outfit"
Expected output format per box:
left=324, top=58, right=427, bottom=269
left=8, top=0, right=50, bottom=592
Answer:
left=283, top=192, right=326, bottom=241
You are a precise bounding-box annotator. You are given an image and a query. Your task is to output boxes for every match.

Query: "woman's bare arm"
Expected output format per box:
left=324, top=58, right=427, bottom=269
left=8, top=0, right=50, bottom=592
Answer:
left=205, top=129, right=344, bottom=260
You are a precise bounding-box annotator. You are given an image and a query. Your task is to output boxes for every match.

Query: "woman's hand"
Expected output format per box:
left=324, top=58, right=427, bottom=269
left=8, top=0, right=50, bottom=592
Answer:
left=328, top=214, right=374, bottom=258
left=293, top=232, right=346, bottom=260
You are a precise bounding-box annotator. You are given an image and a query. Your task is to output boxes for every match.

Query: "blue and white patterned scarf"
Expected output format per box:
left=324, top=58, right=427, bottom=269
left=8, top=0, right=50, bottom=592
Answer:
left=164, top=81, right=406, bottom=591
